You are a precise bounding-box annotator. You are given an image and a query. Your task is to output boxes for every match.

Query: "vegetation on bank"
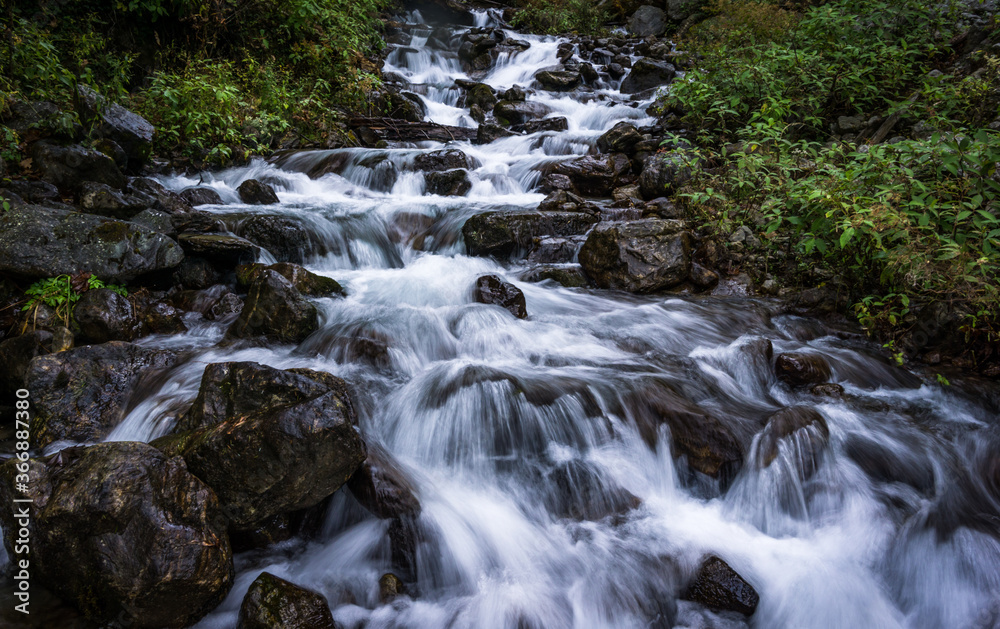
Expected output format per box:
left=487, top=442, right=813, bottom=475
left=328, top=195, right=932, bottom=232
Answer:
left=512, top=0, right=611, bottom=34
left=0, top=0, right=392, bottom=166
left=663, top=0, right=1000, bottom=364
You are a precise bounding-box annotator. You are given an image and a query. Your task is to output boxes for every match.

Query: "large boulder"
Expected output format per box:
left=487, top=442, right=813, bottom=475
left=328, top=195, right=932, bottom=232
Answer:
left=77, top=181, right=154, bottom=219
left=27, top=141, right=126, bottom=192
left=774, top=353, right=832, bottom=387
left=597, top=122, right=644, bottom=154
left=73, top=287, right=140, bottom=343
left=425, top=169, right=473, bottom=196
left=494, top=100, right=552, bottom=126
left=620, top=58, right=677, bottom=94
left=579, top=219, right=693, bottom=293
left=546, top=154, right=631, bottom=196
left=0, top=442, right=233, bottom=628
left=639, top=151, right=694, bottom=199
left=236, top=262, right=344, bottom=297
left=535, top=69, right=583, bottom=91
left=237, top=179, right=280, bottom=205
left=347, top=440, right=421, bottom=521
left=226, top=269, right=319, bottom=344
left=237, top=573, right=336, bottom=629
left=234, top=215, right=313, bottom=263
left=755, top=406, right=829, bottom=480
left=178, top=232, right=261, bottom=265
left=384, top=91, right=427, bottom=123
left=180, top=186, right=224, bottom=206
left=27, top=341, right=178, bottom=447
left=628, top=6, right=668, bottom=37
left=153, top=364, right=365, bottom=527
left=682, top=556, right=759, bottom=616
left=463, top=82, right=498, bottom=111
left=414, top=149, right=478, bottom=172
left=77, top=85, right=155, bottom=170
left=0, top=204, right=184, bottom=283
left=473, top=274, right=528, bottom=319
left=463, top=211, right=599, bottom=258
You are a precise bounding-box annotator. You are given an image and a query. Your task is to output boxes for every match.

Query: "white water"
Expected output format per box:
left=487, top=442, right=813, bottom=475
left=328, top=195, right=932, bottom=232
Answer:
left=112, top=8, right=1000, bottom=629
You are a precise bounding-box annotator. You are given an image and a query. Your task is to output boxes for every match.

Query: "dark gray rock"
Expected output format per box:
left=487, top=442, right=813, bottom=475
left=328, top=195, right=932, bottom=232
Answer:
left=639, top=151, right=694, bottom=199
left=512, top=117, right=570, bottom=134
left=78, top=85, right=155, bottom=170
left=73, top=288, right=140, bottom=343
left=130, top=177, right=194, bottom=214
left=414, top=149, right=479, bottom=172
left=237, top=179, right=280, bottom=205
left=473, top=274, right=528, bottom=318
left=225, top=269, right=319, bottom=344
left=348, top=439, right=422, bottom=520
left=463, top=82, right=498, bottom=111
left=0, top=204, right=184, bottom=282
left=536, top=69, right=583, bottom=91
left=521, top=265, right=588, bottom=288
left=28, top=141, right=126, bottom=192
left=755, top=406, right=829, bottom=479
left=579, top=219, right=693, bottom=293
left=775, top=353, right=832, bottom=387
left=597, top=122, right=644, bottom=154
left=628, top=6, right=668, bottom=37
left=180, top=186, right=224, bottom=206
left=236, top=262, right=344, bottom=297
left=668, top=0, right=704, bottom=21
left=237, top=572, right=336, bottom=629
left=425, top=169, right=472, bottom=196
left=545, top=154, right=631, bottom=196
left=26, top=341, right=179, bottom=446
left=178, top=233, right=260, bottom=265
left=620, top=58, right=677, bottom=94
left=494, top=100, right=552, bottom=126
left=234, top=214, right=313, bottom=264
left=683, top=556, right=758, bottom=616
left=477, top=123, right=517, bottom=144
left=77, top=181, right=153, bottom=219
left=463, top=211, right=599, bottom=258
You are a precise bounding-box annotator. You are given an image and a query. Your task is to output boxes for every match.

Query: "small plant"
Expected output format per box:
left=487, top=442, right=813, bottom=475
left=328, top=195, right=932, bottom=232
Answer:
left=21, top=273, right=127, bottom=328
left=936, top=373, right=951, bottom=386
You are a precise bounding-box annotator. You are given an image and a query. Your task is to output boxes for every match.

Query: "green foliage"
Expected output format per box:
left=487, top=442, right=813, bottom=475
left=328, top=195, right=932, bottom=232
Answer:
left=512, top=0, right=609, bottom=35
left=21, top=274, right=127, bottom=328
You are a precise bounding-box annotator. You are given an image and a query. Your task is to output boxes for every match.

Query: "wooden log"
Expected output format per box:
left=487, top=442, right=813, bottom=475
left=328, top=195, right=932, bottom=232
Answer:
left=349, top=117, right=478, bottom=143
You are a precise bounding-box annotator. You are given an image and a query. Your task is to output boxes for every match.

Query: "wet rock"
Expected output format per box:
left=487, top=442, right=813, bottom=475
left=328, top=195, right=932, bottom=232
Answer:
left=237, top=572, right=336, bottom=629
left=628, top=6, right=668, bottom=37
left=463, top=211, right=599, bottom=258
left=477, top=123, right=517, bottom=144
left=625, top=380, right=743, bottom=483
left=425, top=169, right=472, bottom=196
left=541, top=173, right=576, bottom=193
left=1, top=100, right=76, bottom=141
left=597, top=121, right=644, bottom=154
left=235, top=215, right=313, bottom=263
left=142, top=301, right=188, bottom=335
left=843, top=434, right=935, bottom=493
left=810, top=383, right=844, bottom=398
left=459, top=32, right=499, bottom=72
left=503, top=85, right=527, bottom=102
left=463, top=82, right=498, bottom=111
left=536, top=69, right=582, bottom=91
left=153, top=367, right=365, bottom=527
left=580, top=62, right=599, bottom=83
left=379, top=574, right=406, bottom=604
left=130, top=177, right=194, bottom=215
left=521, top=265, right=588, bottom=287
left=131, top=208, right=175, bottom=235
left=528, top=235, right=587, bottom=264
left=28, top=141, right=126, bottom=192
left=537, top=190, right=599, bottom=214
left=414, top=148, right=479, bottom=172
left=385, top=91, right=427, bottom=122
left=683, top=556, right=759, bottom=616
left=607, top=62, right=626, bottom=79
left=77, top=85, right=154, bottom=170
left=0, top=204, right=184, bottom=283
left=2, top=179, right=61, bottom=205
left=612, top=184, right=643, bottom=206
left=27, top=341, right=178, bottom=446
left=172, top=210, right=227, bottom=234
left=620, top=58, right=677, bottom=94
left=512, top=116, right=570, bottom=134
left=473, top=274, right=528, bottom=319
left=494, top=100, right=552, bottom=126
left=76, top=181, right=153, bottom=219
left=546, top=154, right=631, bottom=196
left=690, top=263, right=720, bottom=289
left=639, top=151, right=694, bottom=199
left=0, top=330, right=52, bottom=398
left=236, top=262, right=344, bottom=297
left=348, top=440, right=422, bottom=520
left=755, top=406, right=829, bottom=478
left=544, top=458, right=641, bottom=521
left=579, top=219, right=693, bottom=293
left=73, top=288, right=140, bottom=343
left=208, top=292, right=244, bottom=320
left=237, top=179, right=280, bottom=205
left=668, top=0, right=705, bottom=21
left=180, top=186, right=224, bottom=206
left=178, top=232, right=261, bottom=265
left=775, top=352, right=832, bottom=387
left=225, top=269, right=319, bottom=344
left=175, top=257, right=222, bottom=289
left=0, top=442, right=233, bottom=628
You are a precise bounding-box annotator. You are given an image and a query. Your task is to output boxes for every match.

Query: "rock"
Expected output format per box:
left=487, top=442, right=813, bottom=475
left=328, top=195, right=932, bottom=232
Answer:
left=579, top=219, right=693, bottom=293
left=180, top=186, right=224, bottom=206
left=580, top=62, right=599, bottom=83
left=1, top=100, right=75, bottom=140
left=620, top=58, right=677, bottom=94
left=0, top=204, right=184, bottom=283
left=379, top=574, right=406, bottom=604
left=73, top=288, right=140, bottom=343
left=775, top=353, right=832, bottom=387
left=810, top=383, right=844, bottom=398
left=237, top=572, right=336, bottom=629
left=28, top=141, right=126, bottom=192
left=683, top=556, right=759, bottom=616
left=225, top=269, right=319, bottom=344
left=236, top=262, right=344, bottom=297
left=541, top=173, right=576, bottom=193
left=77, top=85, right=154, bottom=170
left=94, top=137, right=129, bottom=170
left=597, top=122, right=644, bottom=154
left=668, top=0, right=704, bottom=21
left=503, top=85, right=527, bottom=101
left=477, top=123, right=517, bottom=144
left=178, top=232, right=260, bottom=265
left=729, top=225, right=760, bottom=248
left=624, top=380, right=743, bottom=484
left=690, top=263, right=719, bottom=289
left=494, top=100, right=552, bottom=126
left=607, top=62, right=626, bottom=79
left=463, top=211, right=599, bottom=258
left=76, top=181, right=153, bottom=219
left=755, top=406, right=829, bottom=478
left=237, top=179, right=280, bottom=205
left=128, top=177, right=194, bottom=214
left=527, top=235, right=587, bottom=263
left=27, top=342, right=178, bottom=446
left=234, top=215, right=313, bottom=263
left=835, top=115, right=866, bottom=135
left=0, top=330, right=52, bottom=397
left=348, top=440, right=422, bottom=520
left=414, top=148, right=479, bottom=172
left=464, top=82, right=498, bottom=111
left=536, top=69, right=583, bottom=91
left=175, top=257, right=221, bottom=289
left=208, top=292, right=244, bottom=320
left=512, top=117, right=570, bottom=134
left=544, top=458, right=641, bottom=521
left=153, top=367, right=365, bottom=527
left=2, top=179, right=61, bottom=204
left=143, top=301, right=188, bottom=335
left=130, top=208, right=175, bottom=234
left=537, top=190, right=599, bottom=214
left=385, top=91, right=427, bottom=122
left=473, top=274, right=528, bottom=318
left=0, top=442, right=233, bottom=627
left=546, top=154, right=631, bottom=196
left=639, top=151, right=693, bottom=199
left=520, top=265, right=588, bottom=287
left=628, top=6, right=668, bottom=37
left=425, top=169, right=472, bottom=196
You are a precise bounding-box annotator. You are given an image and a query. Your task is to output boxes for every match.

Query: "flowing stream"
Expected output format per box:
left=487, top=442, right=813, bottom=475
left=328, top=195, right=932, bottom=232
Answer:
left=74, top=8, right=1000, bottom=629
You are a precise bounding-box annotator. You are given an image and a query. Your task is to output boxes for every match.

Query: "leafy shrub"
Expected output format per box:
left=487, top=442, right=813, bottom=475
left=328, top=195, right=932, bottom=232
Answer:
left=22, top=274, right=127, bottom=328
left=512, top=0, right=609, bottom=35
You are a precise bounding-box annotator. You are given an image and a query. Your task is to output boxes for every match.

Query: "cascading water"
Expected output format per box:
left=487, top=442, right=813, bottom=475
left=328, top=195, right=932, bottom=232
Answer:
left=87, top=7, right=1000, bottom=629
